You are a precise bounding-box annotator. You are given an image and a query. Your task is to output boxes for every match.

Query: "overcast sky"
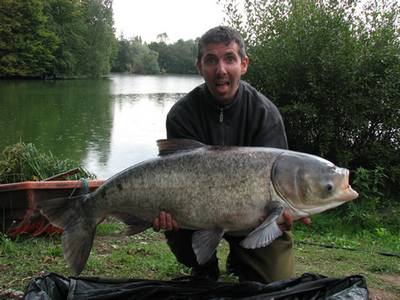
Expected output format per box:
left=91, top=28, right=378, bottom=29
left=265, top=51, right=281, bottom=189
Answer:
left=113, top=0, right=226, bottom=43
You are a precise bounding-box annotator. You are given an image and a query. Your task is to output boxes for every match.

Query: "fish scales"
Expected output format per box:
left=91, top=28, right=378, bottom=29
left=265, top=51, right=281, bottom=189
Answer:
left=91, top=147, right=281, bottom=231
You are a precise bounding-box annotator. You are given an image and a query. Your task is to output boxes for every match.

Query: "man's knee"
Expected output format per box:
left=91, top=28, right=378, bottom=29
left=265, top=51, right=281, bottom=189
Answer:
left=227, top=232, right=294, bottom=283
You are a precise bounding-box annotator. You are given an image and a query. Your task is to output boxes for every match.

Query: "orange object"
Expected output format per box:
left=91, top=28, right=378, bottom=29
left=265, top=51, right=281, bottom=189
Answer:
left=0, top=180, right=104, bottom=237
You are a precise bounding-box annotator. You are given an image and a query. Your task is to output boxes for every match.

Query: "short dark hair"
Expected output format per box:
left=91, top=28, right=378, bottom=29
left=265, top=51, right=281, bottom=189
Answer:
left=197, top=26, right=247, bottom=62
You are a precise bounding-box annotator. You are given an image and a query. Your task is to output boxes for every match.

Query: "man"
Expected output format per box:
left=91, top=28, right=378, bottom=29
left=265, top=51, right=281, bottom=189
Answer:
left=153, top=26, right=309, bottom=283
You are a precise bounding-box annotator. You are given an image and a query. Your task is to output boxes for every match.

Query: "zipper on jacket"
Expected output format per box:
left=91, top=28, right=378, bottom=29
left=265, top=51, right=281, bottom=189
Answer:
left=219, top=108, right=225, bottom=145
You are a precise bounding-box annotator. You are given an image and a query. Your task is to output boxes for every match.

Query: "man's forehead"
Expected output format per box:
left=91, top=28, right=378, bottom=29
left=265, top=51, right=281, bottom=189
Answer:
left=201, top=41, right=240, bottom=57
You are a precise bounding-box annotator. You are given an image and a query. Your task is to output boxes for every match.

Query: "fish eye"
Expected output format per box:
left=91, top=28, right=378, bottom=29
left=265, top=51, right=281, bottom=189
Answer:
left=326, top=183, right=333, bottom=192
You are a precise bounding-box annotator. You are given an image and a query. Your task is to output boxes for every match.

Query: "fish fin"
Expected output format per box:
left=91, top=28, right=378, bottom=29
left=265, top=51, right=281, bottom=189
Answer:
left=37, top=195, right=96, bottom=275
left=240, top=204, right=285, bottom=249
left=113, top=213, right=152, bottom=235
left=157, top=139, right=205, bottom=156
left=192, top=229, right=224, bottom=265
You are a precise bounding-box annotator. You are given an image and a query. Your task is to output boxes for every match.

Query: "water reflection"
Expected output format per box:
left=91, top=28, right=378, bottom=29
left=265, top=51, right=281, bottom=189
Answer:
left=85, top=93, right=183, bottom=178
left=109, top=73, right=203, bottom=94
left=0, top=74, right=203, bottom=179
left=0, top=79, right=114, bottom=164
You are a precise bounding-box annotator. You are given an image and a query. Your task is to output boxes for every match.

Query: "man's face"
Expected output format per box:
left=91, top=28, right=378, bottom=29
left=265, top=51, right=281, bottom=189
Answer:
left=197, top=41, right=249, bottom=105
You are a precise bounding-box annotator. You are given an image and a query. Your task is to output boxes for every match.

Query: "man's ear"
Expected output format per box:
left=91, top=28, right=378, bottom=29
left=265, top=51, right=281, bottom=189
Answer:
left=241, top=56, right=249, bottom=75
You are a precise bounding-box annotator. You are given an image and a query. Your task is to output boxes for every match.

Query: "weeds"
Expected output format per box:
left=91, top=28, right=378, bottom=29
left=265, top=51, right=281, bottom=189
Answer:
left=0, top=142, right=95, bottom=183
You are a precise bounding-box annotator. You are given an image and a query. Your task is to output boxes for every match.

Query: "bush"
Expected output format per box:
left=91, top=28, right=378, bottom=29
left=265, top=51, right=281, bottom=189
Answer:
left=221, top=0, right=400, bottom=199
left=343, top=167, right=386, bottom=230
left=0, top=142, right=96, bottom=183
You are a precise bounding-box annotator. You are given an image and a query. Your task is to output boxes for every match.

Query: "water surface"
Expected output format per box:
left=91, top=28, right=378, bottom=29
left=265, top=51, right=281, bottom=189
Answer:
left=0, top=74, right=203, bottom=178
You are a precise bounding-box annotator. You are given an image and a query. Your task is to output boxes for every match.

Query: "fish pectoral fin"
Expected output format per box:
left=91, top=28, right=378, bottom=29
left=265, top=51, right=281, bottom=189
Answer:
left=192, top=229, right=225, bottom=265
left=113, top=213, right=152, bottom=235
left=240, top=204, right=285, bottom=249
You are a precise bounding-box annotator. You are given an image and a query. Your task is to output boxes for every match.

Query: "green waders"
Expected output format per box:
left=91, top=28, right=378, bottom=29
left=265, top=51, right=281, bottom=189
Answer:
left=164, top=229, right=293, bottom=283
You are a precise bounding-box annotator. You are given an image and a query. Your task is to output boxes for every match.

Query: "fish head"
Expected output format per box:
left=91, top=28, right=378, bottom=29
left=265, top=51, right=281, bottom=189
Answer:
left=271, top=152, right=359, bottom=215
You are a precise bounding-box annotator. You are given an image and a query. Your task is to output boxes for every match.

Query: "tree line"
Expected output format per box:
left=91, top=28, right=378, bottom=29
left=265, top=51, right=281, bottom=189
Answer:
left=0, top=0, right=197, bottom=78
left=111, top=35, right=197, bottom=74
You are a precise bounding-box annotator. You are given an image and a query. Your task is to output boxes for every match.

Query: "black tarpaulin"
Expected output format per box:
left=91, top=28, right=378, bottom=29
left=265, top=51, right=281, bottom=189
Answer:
left=24, top=272, right=368, bottom=300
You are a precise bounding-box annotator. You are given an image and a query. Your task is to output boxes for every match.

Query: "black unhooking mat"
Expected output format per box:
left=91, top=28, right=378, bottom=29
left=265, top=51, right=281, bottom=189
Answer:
left=24, top=273, right=368, bottom=300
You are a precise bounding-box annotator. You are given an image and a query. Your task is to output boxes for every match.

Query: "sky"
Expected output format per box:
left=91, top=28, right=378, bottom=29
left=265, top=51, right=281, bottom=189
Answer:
left=113, top=0, right=227, bottom=43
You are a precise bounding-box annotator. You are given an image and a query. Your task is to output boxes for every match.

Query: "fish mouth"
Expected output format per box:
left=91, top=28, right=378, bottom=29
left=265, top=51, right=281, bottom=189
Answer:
left=341, top=185, right=359, bottom=201
left=340, top=169, right=359, bottom=201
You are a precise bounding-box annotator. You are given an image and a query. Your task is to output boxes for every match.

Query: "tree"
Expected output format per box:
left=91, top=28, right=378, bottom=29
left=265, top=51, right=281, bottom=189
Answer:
left=111, top=36, right=160, bottom=74
left=77, top=0, right=116, bottom=77
left=43, top=0, right=85, bottom=77
left=0, top=0, right=58, bottom=77
left=148, top=39, right=197, bottom=74
left=157, top=32, right=169, bottom=43
left=112, top=36, right=132, bottom=72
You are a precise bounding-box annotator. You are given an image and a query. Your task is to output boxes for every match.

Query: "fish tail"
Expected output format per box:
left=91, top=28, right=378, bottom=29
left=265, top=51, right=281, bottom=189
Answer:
left=37, top=194, right=96, bottom=275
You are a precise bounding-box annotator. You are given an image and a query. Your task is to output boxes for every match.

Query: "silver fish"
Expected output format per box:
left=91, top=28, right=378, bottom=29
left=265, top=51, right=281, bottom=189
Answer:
left=38, top=139, right=358, bottom=275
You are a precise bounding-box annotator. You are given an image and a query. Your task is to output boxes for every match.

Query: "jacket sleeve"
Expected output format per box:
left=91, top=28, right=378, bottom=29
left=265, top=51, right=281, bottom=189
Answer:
left=166, top=107, right=198, bottom=140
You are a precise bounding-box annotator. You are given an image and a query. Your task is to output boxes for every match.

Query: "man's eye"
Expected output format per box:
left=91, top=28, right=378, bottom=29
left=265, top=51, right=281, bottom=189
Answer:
left=225, top=56, right=236, bottom=63
left=204, top=57, right=217, bottom=65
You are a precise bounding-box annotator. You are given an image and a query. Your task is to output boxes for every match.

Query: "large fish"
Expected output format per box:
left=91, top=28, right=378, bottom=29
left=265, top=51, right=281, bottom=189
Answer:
left=38, top=139, right=358, bottom=275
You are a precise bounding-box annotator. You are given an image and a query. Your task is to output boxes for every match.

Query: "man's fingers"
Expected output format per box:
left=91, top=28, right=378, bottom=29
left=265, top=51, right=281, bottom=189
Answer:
left=301, top=217, right=312, bottom=225
left=153, top=217, right=160, bottom=231
left=165, top=212, right=173, bottom=230
left=159, top=211, right=166, bottom=229
left=172, top=220, right=179, bottom=230
left=153, top=211, right=179, bottom=232
left=278, top=211, right=311, bottom=231
left=282, top=211, right=293, bottom=229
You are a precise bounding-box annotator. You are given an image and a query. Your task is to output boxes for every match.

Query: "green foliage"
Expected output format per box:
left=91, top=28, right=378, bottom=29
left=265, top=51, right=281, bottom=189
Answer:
left=149, top=39, right=197, bottom=74
left=221, top=0, right=400, bottom=197
left=43, top=0, right=86, bottom=76
left=0, top=0, right=115, bottom=78
left=111, top=36, right=198, bottom=75
left=76, top=0, right=116, bottom=77
left=343, top=166, right=400, bottom=231
left=112, top=36, right=160, bottom=74
left=0, top=0, right=58, bottom=77
left=0, top=142, right=95, bottom=183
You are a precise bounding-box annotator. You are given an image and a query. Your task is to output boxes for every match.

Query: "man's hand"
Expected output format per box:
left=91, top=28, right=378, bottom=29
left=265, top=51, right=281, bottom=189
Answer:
left=279, top=210, right=311, bottom=232
left=153, top=211, right=179, bottom=231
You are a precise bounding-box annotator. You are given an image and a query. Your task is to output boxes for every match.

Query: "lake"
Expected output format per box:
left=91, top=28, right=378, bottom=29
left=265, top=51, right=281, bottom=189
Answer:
left=0, top=74, right=204, bottom=179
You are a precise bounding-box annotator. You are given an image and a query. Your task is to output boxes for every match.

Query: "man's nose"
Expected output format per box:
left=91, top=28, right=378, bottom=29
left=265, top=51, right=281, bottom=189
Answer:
left=215, top=61, right=227, bottom=75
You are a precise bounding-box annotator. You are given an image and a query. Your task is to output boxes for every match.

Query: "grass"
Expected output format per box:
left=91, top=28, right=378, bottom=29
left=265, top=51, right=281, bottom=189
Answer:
left=0, top=142, right=95, bottom=183
left=0, top=218, right=399, bottom=298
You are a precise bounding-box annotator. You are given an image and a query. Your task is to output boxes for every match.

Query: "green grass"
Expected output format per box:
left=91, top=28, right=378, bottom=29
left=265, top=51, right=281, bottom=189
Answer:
left=0, top=142, right=95, bottom=183
left=0, top=219, right=399, bottom=298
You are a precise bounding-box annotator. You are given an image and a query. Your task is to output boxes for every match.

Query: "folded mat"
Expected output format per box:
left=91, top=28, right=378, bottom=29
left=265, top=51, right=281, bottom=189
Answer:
left=24, top=272, right=368, bottom=300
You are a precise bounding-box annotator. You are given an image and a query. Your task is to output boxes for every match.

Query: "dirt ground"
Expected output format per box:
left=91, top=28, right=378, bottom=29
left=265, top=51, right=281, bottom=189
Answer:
left=368, top=274, right=400, bottom=300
